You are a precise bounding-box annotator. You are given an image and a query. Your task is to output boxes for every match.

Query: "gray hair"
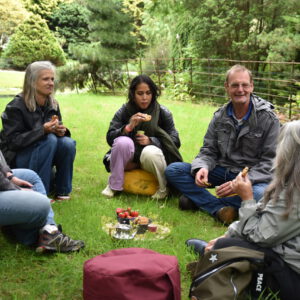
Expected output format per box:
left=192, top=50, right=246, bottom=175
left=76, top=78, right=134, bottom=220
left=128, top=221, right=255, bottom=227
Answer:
left=23, top=61, right=58, bottom=112
left=264, top=120, right=300, bottom=217
left=225, top=64, right=253, bottom=84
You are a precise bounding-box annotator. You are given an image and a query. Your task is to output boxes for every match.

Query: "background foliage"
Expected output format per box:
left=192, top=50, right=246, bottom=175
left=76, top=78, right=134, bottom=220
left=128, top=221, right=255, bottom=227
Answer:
left=0, top=0, right=299, bottom=106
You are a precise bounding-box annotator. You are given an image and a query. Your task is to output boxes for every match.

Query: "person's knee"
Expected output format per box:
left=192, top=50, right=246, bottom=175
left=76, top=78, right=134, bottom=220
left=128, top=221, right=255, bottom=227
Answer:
left=112, top=136, right=134, bottom=152
left=58, top=137, right=76, bottom=154
left=140, top=145, right=163, bottom=164
left=45, top=133, right=58, bottom=148
left=165, top=162, right=189, bottom=178
left=252, top=183, right=268, bottom=202
left=12, top=168, right=38, bottom=179
left=24, top=192, right=51, bottom=221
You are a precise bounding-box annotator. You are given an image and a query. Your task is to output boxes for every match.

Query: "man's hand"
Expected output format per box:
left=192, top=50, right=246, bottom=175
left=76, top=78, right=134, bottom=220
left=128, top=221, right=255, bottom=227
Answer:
left=11, top=176, right=33, bottom=189
left=232, top=173, right=253, bottom=201
left=215, top=181, right=235, bottom=197
left=195, top=168, right=209, bottom=187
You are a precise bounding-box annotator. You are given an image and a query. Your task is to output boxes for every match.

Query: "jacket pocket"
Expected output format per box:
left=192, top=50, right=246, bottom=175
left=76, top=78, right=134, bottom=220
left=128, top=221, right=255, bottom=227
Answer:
left=216, top=128, right=230, bottom=155
left=242, top=131, right=263, bottom=158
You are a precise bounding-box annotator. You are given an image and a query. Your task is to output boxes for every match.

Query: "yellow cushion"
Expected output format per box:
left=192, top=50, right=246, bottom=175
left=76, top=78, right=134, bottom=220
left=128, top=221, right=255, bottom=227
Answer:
left=123, top=169, right=159, bottom=196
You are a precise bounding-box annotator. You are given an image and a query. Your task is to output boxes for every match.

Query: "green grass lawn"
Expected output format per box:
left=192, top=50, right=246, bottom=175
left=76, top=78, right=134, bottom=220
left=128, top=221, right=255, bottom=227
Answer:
left=0, top=70, right=24, bottom=96
left=0, top=92, right=227, bottom=299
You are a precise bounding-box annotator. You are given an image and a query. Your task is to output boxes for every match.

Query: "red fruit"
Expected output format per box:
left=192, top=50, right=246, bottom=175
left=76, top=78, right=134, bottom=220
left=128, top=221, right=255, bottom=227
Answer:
left=126, top=207, right=132, bottom=212
left=116, top=208, right=123, bottom=215
left=123, top=211, right=129, bottom=218
left=118, top=212, right=126, bottom=218
left=130, top=211, right=139, bottom=217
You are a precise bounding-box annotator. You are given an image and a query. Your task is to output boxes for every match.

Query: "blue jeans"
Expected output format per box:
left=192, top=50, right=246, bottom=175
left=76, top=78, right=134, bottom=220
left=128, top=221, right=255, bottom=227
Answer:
left=165, top=162, right=268, bottom=216
left=0, top=169, right=55, bottom=245
left=15, top=134, right=76, bottom=195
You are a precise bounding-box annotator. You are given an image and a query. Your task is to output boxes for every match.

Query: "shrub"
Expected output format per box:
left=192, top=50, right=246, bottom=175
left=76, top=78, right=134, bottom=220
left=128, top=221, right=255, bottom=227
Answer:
left=3, top=14, right=66, bottom=69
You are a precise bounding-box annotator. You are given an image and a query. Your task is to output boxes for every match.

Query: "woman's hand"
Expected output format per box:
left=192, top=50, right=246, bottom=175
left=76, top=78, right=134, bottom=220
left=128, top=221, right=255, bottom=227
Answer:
left=135, top=133, right=151, bottom=145
left=11, top=176, right=33, bottom=189
left=54, top=124, right=67, bottom=137
left=231, top=173, right=253, bottom=201
left=204, top=235, right=226, bottom=253
left=43, top=119, right=59, bottom=134
left=128, top=113, right=148, bottom=130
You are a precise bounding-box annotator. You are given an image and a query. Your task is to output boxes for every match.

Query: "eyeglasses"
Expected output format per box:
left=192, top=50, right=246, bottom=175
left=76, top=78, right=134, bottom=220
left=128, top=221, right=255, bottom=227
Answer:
left=228, top=83, right=252, bottom=89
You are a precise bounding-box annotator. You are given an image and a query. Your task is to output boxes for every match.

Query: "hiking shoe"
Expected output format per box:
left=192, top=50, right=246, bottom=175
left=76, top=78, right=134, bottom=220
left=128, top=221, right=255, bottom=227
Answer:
left=36, top=229, right=84, bottom=253
left=152, top=188, right=168, bottom=200
left=179, top=195, right=198, bottom=211
left=216, top=206, right=238, bottom=225
left=101, top=185, right=115, bottom=198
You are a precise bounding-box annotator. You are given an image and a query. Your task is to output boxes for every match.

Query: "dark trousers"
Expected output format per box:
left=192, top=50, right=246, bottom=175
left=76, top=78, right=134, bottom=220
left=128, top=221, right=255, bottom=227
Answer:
left=214, top=237, right=300, bottom=300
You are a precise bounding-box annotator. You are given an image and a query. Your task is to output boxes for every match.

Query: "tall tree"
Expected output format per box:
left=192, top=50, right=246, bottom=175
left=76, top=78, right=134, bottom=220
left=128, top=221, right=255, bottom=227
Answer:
left=86, top=0, right=137, bottom=61
left=48, top=1, right=90, bottom=54
left=67, top=0, right=137, bottom=92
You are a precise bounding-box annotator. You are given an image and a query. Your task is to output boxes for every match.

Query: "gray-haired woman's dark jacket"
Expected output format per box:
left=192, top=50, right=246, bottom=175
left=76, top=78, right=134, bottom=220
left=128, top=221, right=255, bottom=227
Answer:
left=0, top=94, right=63, bottom=166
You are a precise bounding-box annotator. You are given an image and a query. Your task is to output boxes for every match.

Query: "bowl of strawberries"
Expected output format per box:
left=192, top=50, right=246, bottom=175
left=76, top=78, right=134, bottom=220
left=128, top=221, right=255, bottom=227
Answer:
left=116, top=207, right=139, bottom=225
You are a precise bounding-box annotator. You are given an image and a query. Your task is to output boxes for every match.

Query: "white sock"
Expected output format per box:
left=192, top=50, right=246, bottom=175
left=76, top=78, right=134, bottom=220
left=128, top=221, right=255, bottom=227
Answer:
left=41, top=224, right=58, bottom=234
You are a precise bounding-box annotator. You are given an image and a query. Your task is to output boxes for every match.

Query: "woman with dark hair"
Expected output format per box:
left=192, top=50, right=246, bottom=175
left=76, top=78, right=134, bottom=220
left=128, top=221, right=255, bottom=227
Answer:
left=0, top=61, right=76, bottom=200
left=186, top=120, right=300, bottom=300
left=102, top=75, right=182, bottom=199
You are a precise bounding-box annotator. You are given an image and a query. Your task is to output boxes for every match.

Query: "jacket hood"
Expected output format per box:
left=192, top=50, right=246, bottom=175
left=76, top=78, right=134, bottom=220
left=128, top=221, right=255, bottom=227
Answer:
left=251, top=93, right=275, bottom=112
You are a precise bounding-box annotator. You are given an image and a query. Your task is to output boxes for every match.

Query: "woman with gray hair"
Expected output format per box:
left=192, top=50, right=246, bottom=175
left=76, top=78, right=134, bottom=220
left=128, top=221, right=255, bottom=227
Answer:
left=0, top=61, right=76, bottom=201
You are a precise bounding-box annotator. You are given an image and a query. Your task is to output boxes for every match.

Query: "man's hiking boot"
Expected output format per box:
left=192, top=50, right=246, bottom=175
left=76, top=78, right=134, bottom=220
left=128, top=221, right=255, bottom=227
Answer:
left=216, top=206, right=238, bottom=225
left=36, top=227, right=84, bottom=253
left=179, top=195, right=198, bottom=211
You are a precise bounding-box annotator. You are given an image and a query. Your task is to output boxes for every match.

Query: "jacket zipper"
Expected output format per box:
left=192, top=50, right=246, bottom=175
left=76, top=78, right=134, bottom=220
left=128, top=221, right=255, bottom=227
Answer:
left=230, top=272, right=238, bottom=300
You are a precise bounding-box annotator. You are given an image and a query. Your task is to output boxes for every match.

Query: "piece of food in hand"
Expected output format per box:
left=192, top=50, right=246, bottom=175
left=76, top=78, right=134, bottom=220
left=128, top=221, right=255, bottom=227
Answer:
left=51, top=115, right=58, bottom=122
left=203, top=181, right=212, bottom=187
left=241, top=167, right=249, bottom=177
left=141, top=114, right=152, bottom=122
left=136, top=130, right=145, bottom=135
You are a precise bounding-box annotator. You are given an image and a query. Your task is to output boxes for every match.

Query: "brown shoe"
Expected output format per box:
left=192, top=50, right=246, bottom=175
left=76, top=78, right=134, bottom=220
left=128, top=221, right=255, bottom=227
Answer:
left=179, top=195, right=198, bottom=211
left=216, top=206, right=238, bottom=225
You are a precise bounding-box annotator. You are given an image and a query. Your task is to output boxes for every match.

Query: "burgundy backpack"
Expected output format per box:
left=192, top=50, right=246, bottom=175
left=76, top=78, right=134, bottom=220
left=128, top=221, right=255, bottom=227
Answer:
left=83, top=247, right=181, bottom=300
